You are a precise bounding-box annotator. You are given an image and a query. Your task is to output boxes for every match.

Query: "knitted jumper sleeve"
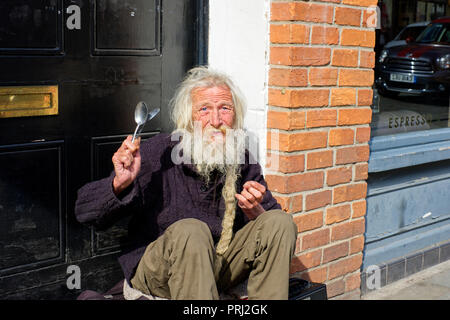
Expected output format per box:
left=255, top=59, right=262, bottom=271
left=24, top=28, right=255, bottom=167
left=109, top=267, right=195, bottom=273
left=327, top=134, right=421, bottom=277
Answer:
left=74, top=172, right=142, bottom=231
left=74, top=133, right=170, bottom=231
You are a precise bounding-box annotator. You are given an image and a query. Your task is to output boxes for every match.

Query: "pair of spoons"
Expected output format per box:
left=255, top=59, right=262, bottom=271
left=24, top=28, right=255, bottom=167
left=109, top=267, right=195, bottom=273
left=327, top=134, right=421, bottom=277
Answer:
left=131, top=101, right=160, bottom=143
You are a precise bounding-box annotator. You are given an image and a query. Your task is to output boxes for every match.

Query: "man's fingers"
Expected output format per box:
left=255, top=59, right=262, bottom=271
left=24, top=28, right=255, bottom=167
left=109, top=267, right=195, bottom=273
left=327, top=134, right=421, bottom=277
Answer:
left=114, top=136, right=141, bottom=168
left=243, top=181, right=252, bottom=189
left=242, top=182, right=265, bottom=204
left=123, top=139, right=139, bottom=154
left=120, top=155, right=132, bottom=168
left=119, top=135, right=139, bottom=153
left=112, top=153, right=121, bottom=168
left=241, top=189, right=256, bottom=203
left=112, top=149, right=134, bottom=168
left=235, top=194, right=251, bottom=209
left=251, top=181, right=266, bottom=193
left=248, top=187, right=262, bottom=201
left=243, top=181, right=266, bottom=194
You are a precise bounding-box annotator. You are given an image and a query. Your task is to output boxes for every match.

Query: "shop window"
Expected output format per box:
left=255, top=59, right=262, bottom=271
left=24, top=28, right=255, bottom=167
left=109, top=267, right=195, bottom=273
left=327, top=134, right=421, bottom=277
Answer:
left=373, top=18, right=449, bottom=137
left=369, top=0, right=450, bottom=172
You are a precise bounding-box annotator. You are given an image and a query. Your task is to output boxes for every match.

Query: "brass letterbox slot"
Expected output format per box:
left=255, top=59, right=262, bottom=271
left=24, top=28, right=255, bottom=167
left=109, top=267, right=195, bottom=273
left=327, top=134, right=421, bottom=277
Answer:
left=0, top=85, right=58, bottom=118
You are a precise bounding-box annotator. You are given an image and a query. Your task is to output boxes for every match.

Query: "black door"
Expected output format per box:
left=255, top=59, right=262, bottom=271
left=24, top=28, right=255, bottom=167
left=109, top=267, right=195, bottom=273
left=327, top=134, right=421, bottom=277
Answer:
left=0, top=0, right=204, bottom=299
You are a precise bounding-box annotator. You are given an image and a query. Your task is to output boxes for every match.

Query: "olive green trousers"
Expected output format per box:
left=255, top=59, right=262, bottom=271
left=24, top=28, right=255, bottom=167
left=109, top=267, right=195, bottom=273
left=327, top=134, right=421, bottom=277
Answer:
left=130, top=209, right=298, bottom=300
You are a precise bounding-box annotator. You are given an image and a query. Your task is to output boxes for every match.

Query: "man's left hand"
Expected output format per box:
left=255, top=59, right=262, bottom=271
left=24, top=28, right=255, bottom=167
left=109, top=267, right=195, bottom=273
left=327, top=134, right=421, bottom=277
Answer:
left=235, top=181, right=266, bottom=220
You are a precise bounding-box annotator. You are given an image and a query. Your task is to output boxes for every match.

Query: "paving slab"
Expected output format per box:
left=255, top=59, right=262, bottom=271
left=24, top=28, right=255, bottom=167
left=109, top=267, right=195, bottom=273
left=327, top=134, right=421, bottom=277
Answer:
left=362, top=259, right=450, bottom=300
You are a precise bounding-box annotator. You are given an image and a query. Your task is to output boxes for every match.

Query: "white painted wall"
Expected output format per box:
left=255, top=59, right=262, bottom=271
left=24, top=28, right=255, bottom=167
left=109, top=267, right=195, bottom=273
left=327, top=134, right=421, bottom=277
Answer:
left=208, top=0, right=270, bottom=171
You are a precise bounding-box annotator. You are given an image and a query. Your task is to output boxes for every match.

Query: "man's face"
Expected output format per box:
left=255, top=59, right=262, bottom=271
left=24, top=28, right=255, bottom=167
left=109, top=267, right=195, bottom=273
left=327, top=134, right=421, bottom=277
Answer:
left=191, top=85, right=235, bottom=141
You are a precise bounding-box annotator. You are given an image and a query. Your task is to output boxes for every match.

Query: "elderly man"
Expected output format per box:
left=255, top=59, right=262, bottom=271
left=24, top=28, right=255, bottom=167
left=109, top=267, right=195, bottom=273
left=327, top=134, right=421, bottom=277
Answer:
left=75, top=66, right=298, bottom=300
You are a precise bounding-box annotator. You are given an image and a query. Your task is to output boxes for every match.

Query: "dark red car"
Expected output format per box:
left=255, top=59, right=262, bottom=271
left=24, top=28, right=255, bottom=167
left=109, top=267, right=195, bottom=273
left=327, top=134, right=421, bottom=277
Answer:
left=376, top=17, right=450, bottom=97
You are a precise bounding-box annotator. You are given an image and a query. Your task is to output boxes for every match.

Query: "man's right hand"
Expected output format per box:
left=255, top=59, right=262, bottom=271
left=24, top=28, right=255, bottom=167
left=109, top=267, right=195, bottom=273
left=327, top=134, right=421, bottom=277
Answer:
left=112, top=135, right=141, bottom=195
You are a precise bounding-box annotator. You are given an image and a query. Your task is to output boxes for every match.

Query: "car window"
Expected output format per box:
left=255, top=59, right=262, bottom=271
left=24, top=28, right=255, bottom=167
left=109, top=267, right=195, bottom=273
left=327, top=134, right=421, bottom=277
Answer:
left=394, top=28, right=407, bottom=40
left=416, top=23, right=449, bottom=43
left=438, top=29, right=450, bottom=44
left=395, top=26, right=426, bottom=41
left=405, top=27, right=427, bottom=40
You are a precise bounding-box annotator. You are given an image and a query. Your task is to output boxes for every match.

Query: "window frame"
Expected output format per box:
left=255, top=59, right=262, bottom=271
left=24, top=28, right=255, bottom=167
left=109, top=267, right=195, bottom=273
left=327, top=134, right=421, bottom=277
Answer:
left=369, top=125, right=450, bottom=173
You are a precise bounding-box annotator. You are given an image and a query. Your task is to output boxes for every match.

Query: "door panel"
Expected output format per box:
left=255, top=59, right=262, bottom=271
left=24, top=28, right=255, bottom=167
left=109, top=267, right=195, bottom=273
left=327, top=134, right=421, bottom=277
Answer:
left=94, top=0, right=160, bottom=55
left=0, top=0, right=200, bottom=299
left=0, top=142, right=64, bottom=274
left=0, top=0, right=63, bottom=54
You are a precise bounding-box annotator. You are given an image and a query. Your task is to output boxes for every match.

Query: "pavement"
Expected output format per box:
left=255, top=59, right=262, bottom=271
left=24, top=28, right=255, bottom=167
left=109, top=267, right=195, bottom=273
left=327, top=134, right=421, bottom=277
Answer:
left=361, top=259, right=450, bottom=300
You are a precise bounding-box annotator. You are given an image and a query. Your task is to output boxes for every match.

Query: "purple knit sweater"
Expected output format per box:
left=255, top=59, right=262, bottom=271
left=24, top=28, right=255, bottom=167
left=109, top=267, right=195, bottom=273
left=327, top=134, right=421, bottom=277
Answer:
left=74, top=133, right=281, bottom=282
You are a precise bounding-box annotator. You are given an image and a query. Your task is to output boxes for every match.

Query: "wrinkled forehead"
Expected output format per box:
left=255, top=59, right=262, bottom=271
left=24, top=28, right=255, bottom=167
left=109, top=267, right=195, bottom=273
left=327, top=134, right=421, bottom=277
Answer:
left=191, top=85, right=233, bottom=105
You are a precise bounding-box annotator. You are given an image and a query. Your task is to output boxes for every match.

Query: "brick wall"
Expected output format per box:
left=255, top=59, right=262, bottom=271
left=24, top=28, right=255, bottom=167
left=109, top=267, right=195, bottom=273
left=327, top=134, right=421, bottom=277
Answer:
left=266, top=0, right=376, bottom=299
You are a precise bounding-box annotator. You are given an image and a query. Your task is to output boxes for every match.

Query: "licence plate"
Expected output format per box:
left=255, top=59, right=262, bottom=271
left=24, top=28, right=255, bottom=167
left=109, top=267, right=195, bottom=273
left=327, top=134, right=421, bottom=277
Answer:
left=390, top=73, right=415, bottom=83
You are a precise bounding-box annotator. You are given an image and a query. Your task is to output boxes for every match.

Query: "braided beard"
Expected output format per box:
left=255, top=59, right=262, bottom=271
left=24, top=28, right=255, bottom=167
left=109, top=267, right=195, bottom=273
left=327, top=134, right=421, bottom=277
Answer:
left=215, top=164, right=241, bottom=255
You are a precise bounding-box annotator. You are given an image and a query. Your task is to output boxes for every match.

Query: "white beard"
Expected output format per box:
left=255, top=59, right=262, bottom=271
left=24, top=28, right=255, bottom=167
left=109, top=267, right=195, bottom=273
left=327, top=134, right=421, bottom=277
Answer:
left=178, top=127, right=246, bottom=184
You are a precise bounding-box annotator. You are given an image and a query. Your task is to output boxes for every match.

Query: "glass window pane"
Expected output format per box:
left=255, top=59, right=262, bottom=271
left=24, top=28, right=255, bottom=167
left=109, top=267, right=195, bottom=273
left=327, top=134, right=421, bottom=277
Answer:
left=398, top=26, right=427, bottom=40
left=373, top=8, right=450, bottom=138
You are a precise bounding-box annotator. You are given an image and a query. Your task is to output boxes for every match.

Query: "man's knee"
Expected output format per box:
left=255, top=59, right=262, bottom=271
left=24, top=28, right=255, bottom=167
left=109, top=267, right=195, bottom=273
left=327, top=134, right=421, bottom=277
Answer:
left=168, top=218, right=213, bottom=244
left=257, top=210, right=298, bottom=237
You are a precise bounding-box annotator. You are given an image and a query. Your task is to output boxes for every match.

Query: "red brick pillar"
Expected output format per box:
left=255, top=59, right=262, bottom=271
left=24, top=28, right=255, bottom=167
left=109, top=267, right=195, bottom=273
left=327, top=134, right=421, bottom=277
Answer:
left=266, top=0, right=376, bottom=299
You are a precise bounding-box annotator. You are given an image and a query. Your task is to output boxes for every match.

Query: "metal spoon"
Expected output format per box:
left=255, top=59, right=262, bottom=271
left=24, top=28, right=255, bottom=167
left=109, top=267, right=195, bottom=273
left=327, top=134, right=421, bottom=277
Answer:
left=146, top=107, right=160, bottom=123
left=131, top=102, right=160, bottom=143
left=131, top=101, right=148, bottom=143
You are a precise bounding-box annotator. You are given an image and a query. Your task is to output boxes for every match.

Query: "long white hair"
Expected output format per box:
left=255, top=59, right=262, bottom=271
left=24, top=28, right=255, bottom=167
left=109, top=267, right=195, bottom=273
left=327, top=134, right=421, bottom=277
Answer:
left=170, top=66, right=247, bottom=132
